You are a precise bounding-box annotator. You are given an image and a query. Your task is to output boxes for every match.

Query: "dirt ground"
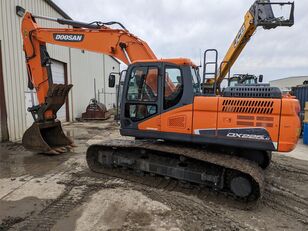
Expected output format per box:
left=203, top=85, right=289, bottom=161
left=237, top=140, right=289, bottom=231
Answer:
left=0, top=120, right=307, bottom=231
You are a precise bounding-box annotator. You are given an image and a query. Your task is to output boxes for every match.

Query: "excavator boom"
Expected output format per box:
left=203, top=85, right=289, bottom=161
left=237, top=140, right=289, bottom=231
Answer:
left=21, top=12, right=156, bottom=153
left=22, top=12, right=156, bottom=105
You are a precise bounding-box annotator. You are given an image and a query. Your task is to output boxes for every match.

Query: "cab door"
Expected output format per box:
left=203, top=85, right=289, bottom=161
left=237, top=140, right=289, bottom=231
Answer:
left=120, top=63, right=161, bottom=132
left=160, top=65, right=194, bottom=135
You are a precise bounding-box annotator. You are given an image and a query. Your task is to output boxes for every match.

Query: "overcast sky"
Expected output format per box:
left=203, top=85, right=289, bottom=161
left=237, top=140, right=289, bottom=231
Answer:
left=53, top=0, right=308, bottom=81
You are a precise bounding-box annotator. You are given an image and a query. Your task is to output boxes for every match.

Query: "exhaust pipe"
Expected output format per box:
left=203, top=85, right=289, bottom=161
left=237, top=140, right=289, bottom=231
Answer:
left=22, top=120, right=73, bottom=154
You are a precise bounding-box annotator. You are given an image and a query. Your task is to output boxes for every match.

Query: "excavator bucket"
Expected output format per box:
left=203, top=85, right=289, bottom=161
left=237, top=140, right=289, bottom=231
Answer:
left=22, top=120, right=73, bottom=154
left=22, top=83, right=74, bottom=154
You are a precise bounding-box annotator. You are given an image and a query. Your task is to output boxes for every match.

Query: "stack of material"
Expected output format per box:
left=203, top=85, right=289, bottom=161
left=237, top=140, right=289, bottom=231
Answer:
left=304, top=102, right=308, bottom=145
left=81, top=99, right=110, bottom=120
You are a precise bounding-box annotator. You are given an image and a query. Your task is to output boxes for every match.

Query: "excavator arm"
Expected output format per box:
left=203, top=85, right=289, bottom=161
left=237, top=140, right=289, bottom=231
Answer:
left=21, top=12, right=156, bottom=153
left=215, top=0, right=294, bottom=88
left=22, top=12, right=156, bottom=114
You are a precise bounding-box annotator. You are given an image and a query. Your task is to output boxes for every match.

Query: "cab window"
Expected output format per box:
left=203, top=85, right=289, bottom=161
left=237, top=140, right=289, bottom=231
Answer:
left=191, top=67, right=200, bottom=94
left=127, top=66, right=158, bottom=102
left=125, top=104, right=157, bottom=122
left=164, top=67, right=183, bottom=109
left=126, top=66, right=158, bottom=121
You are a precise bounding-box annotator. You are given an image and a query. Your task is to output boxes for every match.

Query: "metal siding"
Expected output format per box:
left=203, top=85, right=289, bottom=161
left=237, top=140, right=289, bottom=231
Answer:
left=0, top=40, right=4, bottom=141
left=0, top=0, right=3, bottom=141
left=0, top=0, right=70, bottom=141
left=103, top=55, right=120, bottom=109
left=70, top=49, right=119, bottom=118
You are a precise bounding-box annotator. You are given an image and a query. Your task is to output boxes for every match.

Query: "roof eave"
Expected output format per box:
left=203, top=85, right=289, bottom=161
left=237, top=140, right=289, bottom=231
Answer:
left=44, top=0, right=72, bottom=19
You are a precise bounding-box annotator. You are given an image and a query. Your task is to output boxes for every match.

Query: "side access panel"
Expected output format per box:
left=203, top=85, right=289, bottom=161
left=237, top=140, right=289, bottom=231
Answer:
left=216, top=97, right=282, bottom=150
left=160, top=104, right=193, bottom=135
left=192, top=96, right=218, bottom=135
left=192, top=96, right=280, bottom=151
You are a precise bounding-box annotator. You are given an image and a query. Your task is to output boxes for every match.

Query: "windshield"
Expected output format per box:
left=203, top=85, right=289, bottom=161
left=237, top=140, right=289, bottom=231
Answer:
left=191, top=67, right=201, bottom=94
left=229, top=78, right=239, bottom=87
left=229, top=76, right=257, bottom=86
left=243, top=78, right=257, bottom=85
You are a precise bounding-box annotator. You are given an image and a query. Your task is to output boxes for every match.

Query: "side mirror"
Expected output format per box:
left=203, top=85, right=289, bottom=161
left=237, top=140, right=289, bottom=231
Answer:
left=258, top=75, right=263, bottom=83
left=108, top=74, right=116, bottom=88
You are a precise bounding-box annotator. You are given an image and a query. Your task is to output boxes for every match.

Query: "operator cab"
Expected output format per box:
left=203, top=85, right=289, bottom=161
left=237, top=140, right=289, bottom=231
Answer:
left=108, top=58, right=201, bottom=133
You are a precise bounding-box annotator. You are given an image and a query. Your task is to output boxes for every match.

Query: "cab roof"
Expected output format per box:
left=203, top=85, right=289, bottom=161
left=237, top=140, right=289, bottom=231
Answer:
left=132, top=58, right=197, bottom=68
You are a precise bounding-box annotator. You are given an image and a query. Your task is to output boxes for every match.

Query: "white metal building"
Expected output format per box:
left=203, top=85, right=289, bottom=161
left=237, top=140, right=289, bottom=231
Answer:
left=270, top=76, right=308, bottom=91
left=0, top=0, right=120, bottom=141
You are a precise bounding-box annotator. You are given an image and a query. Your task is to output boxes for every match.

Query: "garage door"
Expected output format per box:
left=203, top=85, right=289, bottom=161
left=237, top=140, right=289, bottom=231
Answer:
left=25, top=60, right=68, bottom=126
left=51, top=60, right=68, bottom=122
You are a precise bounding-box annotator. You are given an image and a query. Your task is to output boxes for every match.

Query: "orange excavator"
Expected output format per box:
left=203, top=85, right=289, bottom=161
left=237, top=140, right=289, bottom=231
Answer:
left=21, top=0, right=298, bottom=200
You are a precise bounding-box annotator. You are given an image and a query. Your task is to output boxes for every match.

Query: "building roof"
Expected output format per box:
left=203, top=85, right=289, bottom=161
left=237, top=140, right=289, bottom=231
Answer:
left=270, top=76, right=308, bottom=83
left=44, top=0, right=72, bottom=19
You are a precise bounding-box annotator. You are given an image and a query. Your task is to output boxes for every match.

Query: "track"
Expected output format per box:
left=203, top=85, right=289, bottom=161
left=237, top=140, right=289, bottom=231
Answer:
left=86, top=139, right=264, bottom=201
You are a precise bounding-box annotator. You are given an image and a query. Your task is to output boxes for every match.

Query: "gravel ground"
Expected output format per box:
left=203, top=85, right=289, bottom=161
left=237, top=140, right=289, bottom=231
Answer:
left=0, top=120, right=307, bottom=231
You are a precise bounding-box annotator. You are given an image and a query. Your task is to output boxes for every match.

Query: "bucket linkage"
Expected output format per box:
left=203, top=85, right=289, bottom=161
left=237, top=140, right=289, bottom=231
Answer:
left=22, top=83, right=74, bottom=154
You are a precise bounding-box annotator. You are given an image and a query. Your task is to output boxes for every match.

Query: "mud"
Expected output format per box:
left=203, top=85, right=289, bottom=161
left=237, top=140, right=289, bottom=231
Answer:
left=0, top=120, right=307, bottom=231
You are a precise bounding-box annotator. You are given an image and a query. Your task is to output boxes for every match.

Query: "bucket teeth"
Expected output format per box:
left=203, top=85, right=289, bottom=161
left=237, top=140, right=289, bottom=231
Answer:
left=53, top=147, right=67, bottom=153
left=47, top=150, right=61, bottom=155
left=61, top=147, right=68, bottom=152
left=65, top=144, right=76, bottom=152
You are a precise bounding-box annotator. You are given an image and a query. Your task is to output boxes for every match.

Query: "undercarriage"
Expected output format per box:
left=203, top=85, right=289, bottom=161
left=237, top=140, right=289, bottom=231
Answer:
left=86, top=139, right=264, bottom=201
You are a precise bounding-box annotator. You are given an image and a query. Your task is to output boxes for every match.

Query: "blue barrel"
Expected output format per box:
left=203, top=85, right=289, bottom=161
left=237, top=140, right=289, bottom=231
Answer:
left=304, top=123, right=308, bottom=145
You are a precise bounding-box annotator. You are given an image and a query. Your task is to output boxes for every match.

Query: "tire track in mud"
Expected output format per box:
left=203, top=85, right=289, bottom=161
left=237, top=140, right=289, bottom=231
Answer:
left=72, top=171, right=255, bottom=231
left=271, top=161, right=308, bottom=180
left=9, top=186, right=89, bottom=231
left=8, top=177, right=124, bottom=231
left=139, top=186, right=253, bottom=231
left=75, top=169, right=260, bottom=230
left=263, top=158, right=308, bottom=226
left=263, top=186, right=308, bottom=225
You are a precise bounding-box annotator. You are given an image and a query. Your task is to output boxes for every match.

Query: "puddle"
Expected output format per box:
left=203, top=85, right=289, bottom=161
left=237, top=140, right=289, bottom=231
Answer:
left=0, top=146, right=71, bottom=179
